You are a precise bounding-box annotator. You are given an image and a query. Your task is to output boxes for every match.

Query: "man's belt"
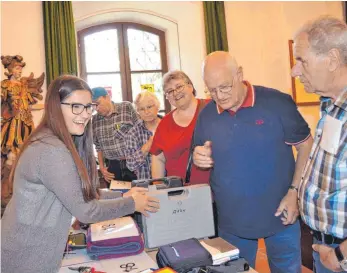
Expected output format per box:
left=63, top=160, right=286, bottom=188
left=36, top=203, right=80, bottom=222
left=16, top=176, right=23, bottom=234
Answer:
left=311, top=229, right=346, bottom=245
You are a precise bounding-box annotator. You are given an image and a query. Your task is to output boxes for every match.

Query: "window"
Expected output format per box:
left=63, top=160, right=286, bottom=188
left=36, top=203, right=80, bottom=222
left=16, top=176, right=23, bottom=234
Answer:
left=78, top=23, right=170, bottom=113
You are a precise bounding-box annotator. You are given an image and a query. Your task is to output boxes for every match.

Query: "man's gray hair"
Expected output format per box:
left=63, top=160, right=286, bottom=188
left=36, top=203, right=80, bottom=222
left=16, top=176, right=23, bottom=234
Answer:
left=162, top=70, right=196, bottom=96
left=134, top=91, right=160, bottom=109
left=295, top=16, right=347, bottom=64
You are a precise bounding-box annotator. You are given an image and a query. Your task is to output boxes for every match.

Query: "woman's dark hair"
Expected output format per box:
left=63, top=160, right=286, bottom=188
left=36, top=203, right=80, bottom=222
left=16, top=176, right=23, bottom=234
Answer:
left=9, top=75, right=97, bottom=201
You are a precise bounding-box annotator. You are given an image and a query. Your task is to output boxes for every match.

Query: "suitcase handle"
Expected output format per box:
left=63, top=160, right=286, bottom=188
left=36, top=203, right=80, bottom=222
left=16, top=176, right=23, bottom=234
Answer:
left=167, top=188, right=189, bottom=200
left=167, top=189, right=184, bottom=196
left=132, top=176, right=183, bottom=189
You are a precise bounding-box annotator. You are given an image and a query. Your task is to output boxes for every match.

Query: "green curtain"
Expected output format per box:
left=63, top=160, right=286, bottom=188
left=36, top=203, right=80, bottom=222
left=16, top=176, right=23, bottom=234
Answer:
left=203, top=1, right=229, bottom=54
left=43, top=1, right=78, bottom=86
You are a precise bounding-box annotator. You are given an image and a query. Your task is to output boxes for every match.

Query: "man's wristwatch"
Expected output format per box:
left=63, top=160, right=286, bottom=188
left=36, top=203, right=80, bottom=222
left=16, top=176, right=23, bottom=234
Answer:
left=335, top=245, right=347, bottom=271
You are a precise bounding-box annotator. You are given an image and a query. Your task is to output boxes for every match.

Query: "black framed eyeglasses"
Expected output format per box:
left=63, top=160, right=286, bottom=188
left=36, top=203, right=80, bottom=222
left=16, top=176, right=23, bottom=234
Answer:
left=165, top=83, right=187, bottom=98
left=61, top=102, right=97, bottom=115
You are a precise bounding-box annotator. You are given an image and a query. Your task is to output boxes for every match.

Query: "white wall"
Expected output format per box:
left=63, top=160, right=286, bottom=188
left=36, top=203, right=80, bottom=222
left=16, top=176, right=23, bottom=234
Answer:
left=72, top=1, right=207, bottom=97
left=225, top=1, right=343, bottom=93
left=1, top=1, right=46, bottom=126
left=224, top=1, right=344, bottom=132
left=1, top=1, right=344, bottom=130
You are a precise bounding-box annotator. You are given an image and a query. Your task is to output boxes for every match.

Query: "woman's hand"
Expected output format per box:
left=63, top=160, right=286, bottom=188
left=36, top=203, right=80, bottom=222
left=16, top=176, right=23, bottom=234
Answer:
left=71, top=219, right=81, bottom=230
left=124, top=187, right=160, bottom=217
left=123, top=187, right=147, bottom=198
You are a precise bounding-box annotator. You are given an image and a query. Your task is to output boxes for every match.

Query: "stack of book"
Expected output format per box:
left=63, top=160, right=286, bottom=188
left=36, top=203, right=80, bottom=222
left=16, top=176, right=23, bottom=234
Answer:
left=200, top=237, right=240, bottom=265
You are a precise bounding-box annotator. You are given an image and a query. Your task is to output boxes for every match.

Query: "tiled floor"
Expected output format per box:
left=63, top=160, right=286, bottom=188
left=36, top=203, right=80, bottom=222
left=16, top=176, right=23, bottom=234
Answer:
left=255, top=239, right=313, bottom=273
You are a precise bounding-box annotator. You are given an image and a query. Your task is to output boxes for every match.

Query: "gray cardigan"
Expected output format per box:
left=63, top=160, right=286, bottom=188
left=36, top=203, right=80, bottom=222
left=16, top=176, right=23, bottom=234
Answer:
left=1, top=131, right=135, bottom=273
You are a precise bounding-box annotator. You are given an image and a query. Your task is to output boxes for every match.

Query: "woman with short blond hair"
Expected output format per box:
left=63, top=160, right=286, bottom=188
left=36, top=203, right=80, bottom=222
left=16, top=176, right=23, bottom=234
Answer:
left=150, top=70, right=210, bottom=184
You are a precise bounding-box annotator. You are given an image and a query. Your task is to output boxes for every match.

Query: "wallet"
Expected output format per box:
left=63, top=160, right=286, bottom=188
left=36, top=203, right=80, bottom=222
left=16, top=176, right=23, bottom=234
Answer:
left=67, top=233, right=87, bottom=249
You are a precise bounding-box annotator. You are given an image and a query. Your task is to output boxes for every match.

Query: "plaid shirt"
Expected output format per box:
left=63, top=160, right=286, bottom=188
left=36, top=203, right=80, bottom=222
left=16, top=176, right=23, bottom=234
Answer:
left=299, top=87, right=347, bottom=239
left=92, top=102, right=139, bottom=160
left=124, top=120, right=153, bottom=179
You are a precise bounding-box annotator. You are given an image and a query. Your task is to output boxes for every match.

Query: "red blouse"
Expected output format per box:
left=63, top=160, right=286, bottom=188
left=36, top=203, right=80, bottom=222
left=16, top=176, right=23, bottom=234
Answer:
left=150, top=99, right=210, bottom=185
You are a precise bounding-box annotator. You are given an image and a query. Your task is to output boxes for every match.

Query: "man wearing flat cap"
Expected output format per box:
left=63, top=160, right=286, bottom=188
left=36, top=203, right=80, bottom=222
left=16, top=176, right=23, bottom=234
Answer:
left=92, top=87, right=139, bottom=183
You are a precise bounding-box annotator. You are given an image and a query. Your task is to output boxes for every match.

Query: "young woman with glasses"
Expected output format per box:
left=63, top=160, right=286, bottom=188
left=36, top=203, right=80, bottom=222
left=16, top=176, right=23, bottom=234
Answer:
left=1, top=75, right=160, bottom=273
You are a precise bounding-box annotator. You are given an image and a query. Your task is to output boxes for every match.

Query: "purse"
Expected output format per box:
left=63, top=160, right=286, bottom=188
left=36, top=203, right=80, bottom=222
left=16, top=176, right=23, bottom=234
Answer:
left=156, top=238, right=213, bottom=273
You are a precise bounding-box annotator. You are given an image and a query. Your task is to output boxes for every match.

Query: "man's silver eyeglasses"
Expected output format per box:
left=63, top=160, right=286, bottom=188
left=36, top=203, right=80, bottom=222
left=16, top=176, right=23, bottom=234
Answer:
left=165, top=84, right=186, bottom=98
left=206, top=85, right=233, bottom=96
left=138, top=104, right=155, bottom=113
left=206, top=78, right=235, bottom=96
left=61, top=102, right=97, bottom=115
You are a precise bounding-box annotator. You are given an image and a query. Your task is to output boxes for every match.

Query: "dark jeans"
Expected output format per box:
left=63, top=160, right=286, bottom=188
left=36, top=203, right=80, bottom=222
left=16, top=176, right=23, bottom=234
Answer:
left=107, top=159, right=137, bottom=182
left=219, top=221, right=302, bottom=272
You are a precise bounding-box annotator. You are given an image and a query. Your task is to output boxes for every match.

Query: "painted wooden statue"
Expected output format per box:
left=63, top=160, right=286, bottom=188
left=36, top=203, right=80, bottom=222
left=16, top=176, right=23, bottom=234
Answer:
left=1, top=55, right=44, bottom=156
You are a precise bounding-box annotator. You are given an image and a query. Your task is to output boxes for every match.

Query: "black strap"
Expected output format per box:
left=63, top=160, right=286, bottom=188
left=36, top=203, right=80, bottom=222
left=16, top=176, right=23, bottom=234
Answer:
left=335, top=245, right=345, bottom=262
left=185, top=129, right=196, bottom=184
left=311, top=229, right=346, bottom=244
left=185, top=100, right=207, bottom=184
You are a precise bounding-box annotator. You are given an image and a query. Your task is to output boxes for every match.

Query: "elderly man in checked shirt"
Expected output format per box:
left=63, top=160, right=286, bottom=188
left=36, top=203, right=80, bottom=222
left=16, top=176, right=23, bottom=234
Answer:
left=292, top=16, right=347, bottom=273
left=92, top=87, right=139, bottom=183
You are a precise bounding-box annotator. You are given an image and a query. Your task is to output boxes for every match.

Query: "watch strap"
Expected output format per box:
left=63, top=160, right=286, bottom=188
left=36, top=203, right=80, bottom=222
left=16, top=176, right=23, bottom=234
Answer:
left=335, top=245, right=345, bottom=262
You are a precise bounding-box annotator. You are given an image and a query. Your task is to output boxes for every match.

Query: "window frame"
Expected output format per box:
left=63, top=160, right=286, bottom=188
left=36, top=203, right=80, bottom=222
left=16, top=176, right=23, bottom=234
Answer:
left=78, top=22, right=170, bottom=113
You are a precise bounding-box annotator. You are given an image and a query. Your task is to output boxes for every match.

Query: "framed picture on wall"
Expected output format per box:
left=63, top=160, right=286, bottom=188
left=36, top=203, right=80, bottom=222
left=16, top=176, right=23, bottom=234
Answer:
left=288, top=40, right=320, bottom=106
